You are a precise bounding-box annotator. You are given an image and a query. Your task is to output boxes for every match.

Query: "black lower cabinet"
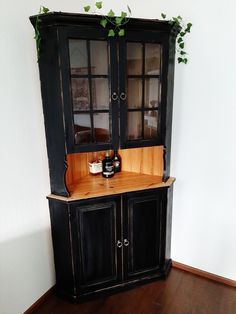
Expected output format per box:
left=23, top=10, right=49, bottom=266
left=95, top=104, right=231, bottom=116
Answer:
left=71, top=197, right=122, bottom=294
left=123, top=190, right=165, bottom=280
left=48, top=187, right=173, bottom=301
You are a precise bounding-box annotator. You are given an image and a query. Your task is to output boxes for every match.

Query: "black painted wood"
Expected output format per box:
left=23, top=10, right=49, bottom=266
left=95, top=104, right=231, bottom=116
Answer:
left=48, top=188, right=172, bottom=301
left=30, top=12, right=177, bottom=302
left=49, top=199, right=76, bottom=299
left=123, top=189, right=166, bottom=280
left=162, top=33, right=177, bottom=181
left=37, top=26, right=69, bottom=196
left=30, top=13, right=178, bottom=195
left=70, top=197, right=122, bottom=294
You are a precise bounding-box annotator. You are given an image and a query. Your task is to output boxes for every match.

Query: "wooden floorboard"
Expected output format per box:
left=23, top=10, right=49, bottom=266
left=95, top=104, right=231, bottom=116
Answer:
left=32, top=268, right=236, bottom=314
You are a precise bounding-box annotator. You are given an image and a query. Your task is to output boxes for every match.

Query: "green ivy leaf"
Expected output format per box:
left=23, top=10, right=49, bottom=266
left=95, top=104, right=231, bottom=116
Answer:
left=108, top=29, right=115, bottom=37
left=180, top=50, right=187, bottom=55
left=115, top=17, right=123, bottom=25
left=161, top=13, right=166, bottom=19
left=121, top=11, right=127, bottom=18
left=177, top=37, right=183, bottom=43
left=179, top=42, right=185, bottom=49
left=118, top=29, right=125, bottom=36
left=42, top=6, right=49, bottom=13
left=180, top=31, right=186, bottom=37
left=107, top=9, right=115, bottom=17
left=178, top=57, right=183, bottom=63
left=83, top=5, right=91, bottom=12
left=172, top=17, right=180, bottom=25
left=185, top=22, right=193, bottom=33
left=127, top=5, right=131, bottom=14
left=95, top=1, right=103, bottom=9
left=100, top=19, right=108, bottom=28
left=183, top=58, right=188, bottom=64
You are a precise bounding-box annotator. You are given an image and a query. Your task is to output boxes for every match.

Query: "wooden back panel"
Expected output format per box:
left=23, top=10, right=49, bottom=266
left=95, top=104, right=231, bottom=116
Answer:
left=66, top=146, right=164, bottom=187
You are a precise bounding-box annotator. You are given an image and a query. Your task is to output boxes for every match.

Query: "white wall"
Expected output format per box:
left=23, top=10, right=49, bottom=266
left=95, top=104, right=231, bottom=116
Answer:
left=0, top=0, right=236, bottom=313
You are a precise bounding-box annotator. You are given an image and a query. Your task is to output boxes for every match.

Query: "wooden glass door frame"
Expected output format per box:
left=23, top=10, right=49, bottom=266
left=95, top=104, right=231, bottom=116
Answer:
left=58, top=26, right=119, bottom=153
left=119, top=31, right=169, bottom=149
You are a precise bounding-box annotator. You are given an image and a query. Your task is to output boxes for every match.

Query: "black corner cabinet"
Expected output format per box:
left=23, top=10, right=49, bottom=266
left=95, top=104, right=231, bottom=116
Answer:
left=30, top=12, right=178, bottom=301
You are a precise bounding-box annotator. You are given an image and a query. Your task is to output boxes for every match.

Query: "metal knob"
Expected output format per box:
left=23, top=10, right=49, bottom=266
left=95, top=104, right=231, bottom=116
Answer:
left=112, top=92, right=118, bottom=101
left=117, top=240, right=123, bottom=248
left=124, top=239, right=129, bottom=246
left=120, top=92, right=127, bottom=100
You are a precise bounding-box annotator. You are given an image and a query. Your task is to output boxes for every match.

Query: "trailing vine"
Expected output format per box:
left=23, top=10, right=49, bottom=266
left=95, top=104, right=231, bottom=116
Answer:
left=33, top=4, right=192, bottom=64
left=161, top=13, right=192, bottom=64
left=34, top=6, right=49, bottom=61
left=84, top=1, right=131, bottom=37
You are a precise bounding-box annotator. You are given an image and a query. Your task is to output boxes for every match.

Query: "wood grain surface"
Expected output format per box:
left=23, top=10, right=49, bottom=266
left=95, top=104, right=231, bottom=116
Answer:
left=49, top=172, right=174, bottom=202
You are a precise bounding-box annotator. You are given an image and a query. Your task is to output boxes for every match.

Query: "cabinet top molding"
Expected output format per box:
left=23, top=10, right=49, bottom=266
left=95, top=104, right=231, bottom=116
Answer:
left=30, top=12, right=179, bottom=34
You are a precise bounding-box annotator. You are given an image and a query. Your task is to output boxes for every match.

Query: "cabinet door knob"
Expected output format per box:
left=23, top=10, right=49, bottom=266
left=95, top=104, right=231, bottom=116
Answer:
left=117, top=240, right=123, bottom=248
left=112, top=92, right=118, bottom=101
left=124, top=239, right=129, bottom=246
left=120, top=92, right=127, bottom=101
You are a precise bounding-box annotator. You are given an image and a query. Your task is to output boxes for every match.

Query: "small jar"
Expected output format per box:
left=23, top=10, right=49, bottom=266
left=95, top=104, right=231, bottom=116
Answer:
left=89, top=152, right=102, bottom=175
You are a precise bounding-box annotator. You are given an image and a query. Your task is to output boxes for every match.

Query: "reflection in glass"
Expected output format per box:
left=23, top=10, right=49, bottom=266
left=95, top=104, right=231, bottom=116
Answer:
left=69, top=39, right=88, bottom=75
left=144, top=110, right=158, bottom=139
left=127, top=112, right=142, bottom=140
left=145, top=44, right=161, bottom=75
left=71, top=78, right=90, bottom=111
left=90, top=41, right=109, bottom=75
left=74, top=113, right=92, bottom=144
left=92, top=78, right=110, bottom=110
left=127, top=79, right=142, bottom=109
left=94, top=113, right=111, bottom=143
left=144, top=78, right=160, bottom=108
left=127, top=43, right=142, bottom=75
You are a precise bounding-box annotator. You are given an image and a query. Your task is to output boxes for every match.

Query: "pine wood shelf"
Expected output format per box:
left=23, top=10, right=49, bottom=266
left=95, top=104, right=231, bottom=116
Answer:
left=48, top=171, right=175, bottom=202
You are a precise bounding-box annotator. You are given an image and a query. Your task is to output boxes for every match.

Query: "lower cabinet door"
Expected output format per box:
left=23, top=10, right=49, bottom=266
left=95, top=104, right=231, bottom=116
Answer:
left=71, top=196, right=122, bottom=293
left=123, top=189, right=165, bottom=280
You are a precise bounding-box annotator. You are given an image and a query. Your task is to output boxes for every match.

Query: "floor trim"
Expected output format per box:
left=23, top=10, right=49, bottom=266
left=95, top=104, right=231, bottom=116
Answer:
left=24, top=263, right=236, bottom=312
left=23, top=286, right=55, bottom=314
left=172, top=261, right=236, bottom=288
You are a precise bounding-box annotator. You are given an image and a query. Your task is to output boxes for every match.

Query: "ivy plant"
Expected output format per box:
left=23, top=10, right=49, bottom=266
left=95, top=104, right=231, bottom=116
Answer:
left=161, top=13, right=192, bottom=64
left=34, top=6, right=49, bottom=61
left=33, top=4, right=192, bottom=64
left=84, top=1, right=131, bottom=37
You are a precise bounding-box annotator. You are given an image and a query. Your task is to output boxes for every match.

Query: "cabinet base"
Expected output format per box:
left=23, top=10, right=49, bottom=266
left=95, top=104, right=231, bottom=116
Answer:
left=56, top=259, right=172, bottom=303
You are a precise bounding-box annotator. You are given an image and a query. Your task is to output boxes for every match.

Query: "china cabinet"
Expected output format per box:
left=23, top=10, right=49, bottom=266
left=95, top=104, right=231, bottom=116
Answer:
left=30, top=12, right=178, bottom=301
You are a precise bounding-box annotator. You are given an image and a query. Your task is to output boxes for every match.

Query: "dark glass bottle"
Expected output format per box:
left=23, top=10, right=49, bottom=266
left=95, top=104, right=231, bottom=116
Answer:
left=112, top=150, right=121, bottom=173
left=102, top=150, right=114, bottom=178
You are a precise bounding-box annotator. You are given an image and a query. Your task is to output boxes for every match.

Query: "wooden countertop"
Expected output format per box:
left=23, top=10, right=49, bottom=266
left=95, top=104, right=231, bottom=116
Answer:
left=48, top=171, right=175, bottom=202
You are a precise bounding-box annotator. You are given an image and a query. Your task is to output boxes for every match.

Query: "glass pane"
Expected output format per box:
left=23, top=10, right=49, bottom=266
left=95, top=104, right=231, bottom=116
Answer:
left=144, top=110, right=158, bottom=139
left=127, top=79, right=142, bottom=109
left=94, top=113, right=111, bottom=143
left=144, top=78, right=160, bottom=109
left=90, top=41, right=109, bottom=75
left=69, top=39, right=88, bottom=75
left=145, top=44, right=161, bottom=75
left=127, top=112, right=142, bottom=140
left=92, top=78, right=110, bottom=110
left=74, top=114, right=92, bottom=144
left=71, top=78, right=90, bottom=111
left=127, top=43, right=142, bottom=75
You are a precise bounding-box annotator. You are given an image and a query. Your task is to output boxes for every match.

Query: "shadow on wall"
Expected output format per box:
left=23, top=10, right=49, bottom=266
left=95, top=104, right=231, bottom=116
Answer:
left=0, top=228, right=55, bottom=314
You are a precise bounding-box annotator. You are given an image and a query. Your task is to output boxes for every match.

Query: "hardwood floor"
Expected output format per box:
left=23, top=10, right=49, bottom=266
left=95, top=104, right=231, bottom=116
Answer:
left=33, top=268, right=236, bottom=314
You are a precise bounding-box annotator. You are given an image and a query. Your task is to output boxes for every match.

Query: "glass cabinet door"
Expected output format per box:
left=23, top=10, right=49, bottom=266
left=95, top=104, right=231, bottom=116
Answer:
left=68, top=38, right=114, bottom=151
left=121, top=41, right=163, bottom=148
